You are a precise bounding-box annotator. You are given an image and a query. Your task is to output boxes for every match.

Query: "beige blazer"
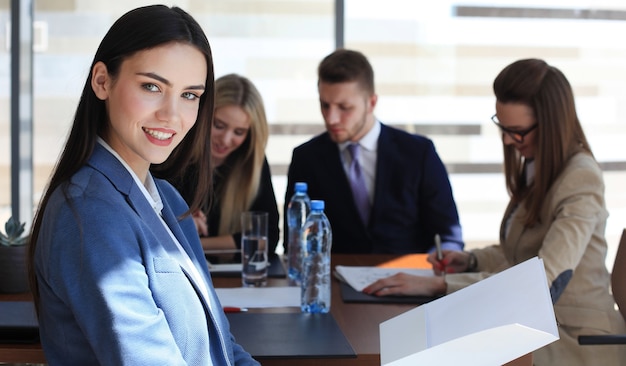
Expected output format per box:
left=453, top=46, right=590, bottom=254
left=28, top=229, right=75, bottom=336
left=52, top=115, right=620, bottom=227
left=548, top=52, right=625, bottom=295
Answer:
left=446, top=153, right=626, bottom=366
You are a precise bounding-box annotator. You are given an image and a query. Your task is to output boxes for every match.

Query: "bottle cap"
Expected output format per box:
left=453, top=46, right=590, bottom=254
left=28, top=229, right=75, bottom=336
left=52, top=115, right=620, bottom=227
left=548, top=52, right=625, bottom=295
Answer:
left=310, top=200, right=324, bottom=211
left=294, top=182, right=308, bottom=193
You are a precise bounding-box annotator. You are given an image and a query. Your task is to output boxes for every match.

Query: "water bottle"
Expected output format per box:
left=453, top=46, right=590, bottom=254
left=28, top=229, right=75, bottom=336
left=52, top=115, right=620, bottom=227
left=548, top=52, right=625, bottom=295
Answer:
left=286, top=182, right=311, bottom=285
left=301, top=200, right=332, bottom=313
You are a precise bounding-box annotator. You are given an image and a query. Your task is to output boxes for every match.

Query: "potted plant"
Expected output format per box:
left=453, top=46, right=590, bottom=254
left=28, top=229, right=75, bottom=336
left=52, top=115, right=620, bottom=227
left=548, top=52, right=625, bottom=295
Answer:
left=0, top=216, right=30, bottom=293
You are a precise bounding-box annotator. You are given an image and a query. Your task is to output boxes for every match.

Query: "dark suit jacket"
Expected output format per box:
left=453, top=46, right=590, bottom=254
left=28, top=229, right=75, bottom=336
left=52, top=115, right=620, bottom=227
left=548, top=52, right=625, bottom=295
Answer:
left=285, top=123, right=464, bottom=254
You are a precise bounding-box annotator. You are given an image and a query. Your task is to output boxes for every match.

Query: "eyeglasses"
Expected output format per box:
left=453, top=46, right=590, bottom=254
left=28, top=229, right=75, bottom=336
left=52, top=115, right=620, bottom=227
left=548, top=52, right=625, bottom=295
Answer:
left=491, top=114, right=538, bottom=143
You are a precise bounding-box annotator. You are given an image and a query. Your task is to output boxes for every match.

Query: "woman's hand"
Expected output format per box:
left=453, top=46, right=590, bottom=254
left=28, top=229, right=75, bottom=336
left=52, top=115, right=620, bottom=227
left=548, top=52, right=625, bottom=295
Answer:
left=362, top=272, right=446, bottom=297
left=427, top=250, right=473, bottom=275
left=191, top=210, right=208, bottom=236
left=362, top=250, right=477, bottom=297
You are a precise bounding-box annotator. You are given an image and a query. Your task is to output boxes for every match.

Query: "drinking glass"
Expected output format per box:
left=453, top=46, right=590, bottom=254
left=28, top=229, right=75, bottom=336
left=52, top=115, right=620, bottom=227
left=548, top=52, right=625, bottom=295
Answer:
left=241, top=211, right=268, bottom=287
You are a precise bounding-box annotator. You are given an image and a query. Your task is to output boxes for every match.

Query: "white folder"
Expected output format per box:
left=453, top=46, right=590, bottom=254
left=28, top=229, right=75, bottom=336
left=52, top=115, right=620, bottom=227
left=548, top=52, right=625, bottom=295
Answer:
left=380, top=257, right=559, bottom=366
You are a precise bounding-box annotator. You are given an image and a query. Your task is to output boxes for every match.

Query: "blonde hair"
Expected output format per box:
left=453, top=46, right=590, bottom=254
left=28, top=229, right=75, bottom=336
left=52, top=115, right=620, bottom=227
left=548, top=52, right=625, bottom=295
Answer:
left=214, top=74, right=269, bottom=235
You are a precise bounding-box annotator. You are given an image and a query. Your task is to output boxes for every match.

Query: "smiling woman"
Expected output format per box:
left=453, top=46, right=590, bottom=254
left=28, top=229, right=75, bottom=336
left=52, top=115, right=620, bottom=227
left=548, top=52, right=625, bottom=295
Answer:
left=27, top=5, right=259, bottom=366
left=92, top=42, right=207, bottom=179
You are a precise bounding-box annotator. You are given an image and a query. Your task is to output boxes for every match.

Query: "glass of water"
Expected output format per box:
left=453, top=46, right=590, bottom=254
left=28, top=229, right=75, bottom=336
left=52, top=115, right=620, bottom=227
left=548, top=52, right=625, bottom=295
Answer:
left=241, top=211, right=268, bottom=287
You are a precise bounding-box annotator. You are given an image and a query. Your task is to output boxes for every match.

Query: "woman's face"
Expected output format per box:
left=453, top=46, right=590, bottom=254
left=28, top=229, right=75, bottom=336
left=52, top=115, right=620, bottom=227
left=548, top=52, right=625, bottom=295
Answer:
left=92, top=42, right=207, bottom=180
left=494, top=101, right=538, bottom=159
left=211, top=104, right=250, bottom=166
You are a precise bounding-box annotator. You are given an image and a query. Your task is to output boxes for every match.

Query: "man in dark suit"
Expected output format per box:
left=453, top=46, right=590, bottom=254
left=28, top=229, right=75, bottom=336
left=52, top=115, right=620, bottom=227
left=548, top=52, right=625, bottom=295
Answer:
left=285, top=48, right=464, bottom=254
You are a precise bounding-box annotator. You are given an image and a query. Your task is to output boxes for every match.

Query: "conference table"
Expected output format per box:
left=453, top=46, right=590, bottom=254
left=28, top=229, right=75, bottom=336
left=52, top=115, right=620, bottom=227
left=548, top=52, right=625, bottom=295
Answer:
left=0, top=254, right=531, bottom=365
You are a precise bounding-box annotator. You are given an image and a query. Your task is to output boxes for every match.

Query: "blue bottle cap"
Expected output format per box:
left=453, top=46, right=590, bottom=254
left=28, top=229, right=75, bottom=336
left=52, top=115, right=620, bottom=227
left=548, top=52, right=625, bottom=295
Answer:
left=294, top=182, right=308, bottom=193
left=310, top=200, right=324, bottom=211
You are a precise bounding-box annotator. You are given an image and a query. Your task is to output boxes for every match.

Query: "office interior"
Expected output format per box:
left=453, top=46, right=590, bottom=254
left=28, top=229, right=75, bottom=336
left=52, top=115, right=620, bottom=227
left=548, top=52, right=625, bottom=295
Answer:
left=2, top=0, right=626, bottom=270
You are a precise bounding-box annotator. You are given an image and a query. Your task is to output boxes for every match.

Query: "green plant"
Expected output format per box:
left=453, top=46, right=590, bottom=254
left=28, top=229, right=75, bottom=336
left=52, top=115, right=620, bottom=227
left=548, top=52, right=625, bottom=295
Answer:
left=0, top=216, right=28, bottom=247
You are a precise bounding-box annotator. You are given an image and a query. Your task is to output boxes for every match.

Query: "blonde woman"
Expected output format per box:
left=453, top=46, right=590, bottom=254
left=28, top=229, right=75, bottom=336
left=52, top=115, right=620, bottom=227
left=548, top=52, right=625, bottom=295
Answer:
left=174, top=74, right=280, bottom=257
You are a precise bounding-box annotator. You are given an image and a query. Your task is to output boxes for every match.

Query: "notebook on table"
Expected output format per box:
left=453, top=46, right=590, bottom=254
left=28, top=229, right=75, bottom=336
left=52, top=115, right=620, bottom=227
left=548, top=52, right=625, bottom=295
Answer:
left=333, top=262, right=440, bottom=304
left=339, top=282, right=440, bottom=304
left=208, top=254, right=286, bottom=278
left=0, top=301, right=40, bottom=344
left=226, top=312, right=355, bottom=358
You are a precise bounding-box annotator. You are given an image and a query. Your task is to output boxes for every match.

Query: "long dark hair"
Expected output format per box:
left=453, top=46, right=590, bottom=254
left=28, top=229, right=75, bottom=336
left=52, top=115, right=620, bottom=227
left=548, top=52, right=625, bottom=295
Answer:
left=28, top=5, right=215, bottom=305
left=493, top=58, right=592, bottom=226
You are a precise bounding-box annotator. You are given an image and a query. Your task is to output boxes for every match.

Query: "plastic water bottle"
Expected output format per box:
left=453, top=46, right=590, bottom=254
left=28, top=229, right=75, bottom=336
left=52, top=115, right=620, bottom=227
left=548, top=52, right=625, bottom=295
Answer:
left=286, top=182, right=311, bottom=285
left=300, top=200, right=332, bottom=313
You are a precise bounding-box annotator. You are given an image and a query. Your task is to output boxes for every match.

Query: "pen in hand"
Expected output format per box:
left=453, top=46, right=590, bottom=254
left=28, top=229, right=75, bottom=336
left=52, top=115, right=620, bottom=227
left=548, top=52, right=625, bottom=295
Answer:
left=434, top=234, right=446, bottom=276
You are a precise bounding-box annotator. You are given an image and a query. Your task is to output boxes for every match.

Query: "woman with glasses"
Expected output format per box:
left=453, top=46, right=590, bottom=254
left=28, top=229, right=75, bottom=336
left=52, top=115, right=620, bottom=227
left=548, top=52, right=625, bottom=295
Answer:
left=363, top=58, right=626, bottom=365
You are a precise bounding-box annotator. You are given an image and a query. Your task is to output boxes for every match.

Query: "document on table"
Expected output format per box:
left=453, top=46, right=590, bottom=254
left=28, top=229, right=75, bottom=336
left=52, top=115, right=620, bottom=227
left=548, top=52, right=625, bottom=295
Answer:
left=208, top=263, right=242, bottom=272
left=380, top=257, right=559, bottom=366
left=215, top=287, right=300, bottom=308
left=334, top=265, right=434, bottom=292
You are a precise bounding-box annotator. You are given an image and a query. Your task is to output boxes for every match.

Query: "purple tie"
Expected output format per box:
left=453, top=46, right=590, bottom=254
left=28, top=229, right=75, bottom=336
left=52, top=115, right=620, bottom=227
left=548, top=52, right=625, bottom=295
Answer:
left=347, top=143, right=370, bottom=224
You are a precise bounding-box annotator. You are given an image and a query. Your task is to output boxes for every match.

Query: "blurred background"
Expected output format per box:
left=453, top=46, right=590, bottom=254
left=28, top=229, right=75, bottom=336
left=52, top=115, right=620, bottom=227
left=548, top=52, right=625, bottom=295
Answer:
left=1, top=0, right=626, bottom=267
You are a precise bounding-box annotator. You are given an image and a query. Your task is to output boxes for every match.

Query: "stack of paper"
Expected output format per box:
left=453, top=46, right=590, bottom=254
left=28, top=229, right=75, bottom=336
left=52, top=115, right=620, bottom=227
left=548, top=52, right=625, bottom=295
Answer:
left=380, top=257, right=559, bottom=365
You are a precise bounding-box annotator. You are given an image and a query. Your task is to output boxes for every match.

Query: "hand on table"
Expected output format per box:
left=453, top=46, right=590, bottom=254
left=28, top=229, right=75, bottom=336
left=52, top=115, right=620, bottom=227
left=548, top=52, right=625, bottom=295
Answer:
left=362, top=272, right=446, bottom=297
left=362, top=250, right=475, bottom=297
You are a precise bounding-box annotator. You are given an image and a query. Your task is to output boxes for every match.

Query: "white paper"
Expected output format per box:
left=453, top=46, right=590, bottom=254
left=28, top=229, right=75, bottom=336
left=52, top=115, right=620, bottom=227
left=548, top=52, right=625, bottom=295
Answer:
left=208, top=263, right=242, bottom=273
left=335, top=265, right=433, bottom=292
left=215, top=287, right=300, bottom=308
left=386, top=324, right=556, bottom=366
left=380, top=306, right=428, bottom=363
left=380, top=257, right=559, bottom=366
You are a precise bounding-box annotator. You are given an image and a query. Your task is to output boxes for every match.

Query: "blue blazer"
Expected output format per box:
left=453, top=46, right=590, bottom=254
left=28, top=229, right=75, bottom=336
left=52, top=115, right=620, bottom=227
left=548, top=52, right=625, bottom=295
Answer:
left=285, top=123, right=464, bottom=254
left=35, top=144, right=258, bottom=366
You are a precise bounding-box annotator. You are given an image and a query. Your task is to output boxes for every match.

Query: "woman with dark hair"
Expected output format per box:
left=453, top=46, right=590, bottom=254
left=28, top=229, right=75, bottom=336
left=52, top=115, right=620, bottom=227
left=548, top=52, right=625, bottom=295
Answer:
left=28, top=5, right=258, bottom=365
left=363, top=59, right=626, bottom=365
left=172, top=74, right=280, bottom=257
